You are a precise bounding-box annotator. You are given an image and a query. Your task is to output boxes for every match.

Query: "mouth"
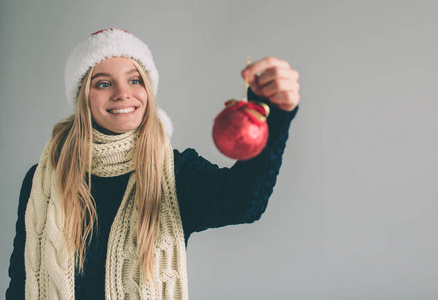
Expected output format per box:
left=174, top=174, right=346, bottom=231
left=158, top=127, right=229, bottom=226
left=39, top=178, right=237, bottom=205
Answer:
left=107, top=106, right=137, bottom=115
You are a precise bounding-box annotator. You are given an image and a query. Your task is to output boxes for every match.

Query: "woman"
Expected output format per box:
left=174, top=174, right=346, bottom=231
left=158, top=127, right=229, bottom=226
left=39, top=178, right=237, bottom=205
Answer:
left=6, top=28, right=300, bottom=299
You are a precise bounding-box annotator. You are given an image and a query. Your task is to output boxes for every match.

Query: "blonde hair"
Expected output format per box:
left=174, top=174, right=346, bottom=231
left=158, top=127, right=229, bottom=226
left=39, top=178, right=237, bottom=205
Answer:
left=50, top=58, right=166, bottom=281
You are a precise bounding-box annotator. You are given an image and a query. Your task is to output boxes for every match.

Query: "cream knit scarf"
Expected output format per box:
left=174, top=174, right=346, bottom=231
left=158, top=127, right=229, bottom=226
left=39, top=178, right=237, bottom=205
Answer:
left=25, top=129, right=188, bottom=299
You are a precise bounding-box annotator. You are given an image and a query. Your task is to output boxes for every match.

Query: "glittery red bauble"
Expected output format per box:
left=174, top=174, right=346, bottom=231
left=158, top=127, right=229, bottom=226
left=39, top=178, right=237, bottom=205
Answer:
left=213, top=99, right=269, bottom=160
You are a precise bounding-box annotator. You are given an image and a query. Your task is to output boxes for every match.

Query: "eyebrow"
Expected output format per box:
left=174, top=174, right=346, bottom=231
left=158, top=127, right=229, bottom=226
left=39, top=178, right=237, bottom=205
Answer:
left=91, top=68, right=139, bottom=81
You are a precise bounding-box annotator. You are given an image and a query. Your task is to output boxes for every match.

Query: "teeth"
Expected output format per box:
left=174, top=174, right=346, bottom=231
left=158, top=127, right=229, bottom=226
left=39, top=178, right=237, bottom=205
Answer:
left=109, top=107, right=135, bottom=114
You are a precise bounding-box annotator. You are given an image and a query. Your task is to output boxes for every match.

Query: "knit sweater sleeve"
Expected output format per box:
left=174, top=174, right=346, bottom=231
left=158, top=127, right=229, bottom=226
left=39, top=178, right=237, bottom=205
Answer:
left=6, top=164, right=37, bottom=300
left=174, top=90, right=298, bottom=243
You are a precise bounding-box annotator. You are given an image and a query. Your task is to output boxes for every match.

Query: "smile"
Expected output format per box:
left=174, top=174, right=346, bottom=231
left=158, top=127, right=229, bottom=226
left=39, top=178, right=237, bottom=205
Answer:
left=107, top=107, right=137, bottom=114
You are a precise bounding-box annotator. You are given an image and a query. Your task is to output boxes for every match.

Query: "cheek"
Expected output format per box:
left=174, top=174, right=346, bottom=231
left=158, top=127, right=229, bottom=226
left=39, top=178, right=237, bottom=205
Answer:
left=89, top=102, right=98, bottom=121
left=138, top=89, right=148, bottom=104
left=88, top=92, right=105, bottom=120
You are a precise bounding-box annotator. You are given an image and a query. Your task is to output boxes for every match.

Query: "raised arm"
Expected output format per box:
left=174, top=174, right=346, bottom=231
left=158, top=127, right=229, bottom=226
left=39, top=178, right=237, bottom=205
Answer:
left=176, top=82, right=300, bottom=244
left=174, top=57, right=300, bottom=243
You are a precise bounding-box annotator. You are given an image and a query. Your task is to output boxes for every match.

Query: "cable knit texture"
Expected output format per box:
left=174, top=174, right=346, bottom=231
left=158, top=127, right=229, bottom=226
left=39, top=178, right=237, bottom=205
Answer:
left=24, top=129, right=188, bottom=299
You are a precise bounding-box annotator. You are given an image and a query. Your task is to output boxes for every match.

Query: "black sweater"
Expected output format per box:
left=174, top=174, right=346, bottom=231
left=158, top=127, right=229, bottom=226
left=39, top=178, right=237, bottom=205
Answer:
left=6, top=93, right=298, bottom=299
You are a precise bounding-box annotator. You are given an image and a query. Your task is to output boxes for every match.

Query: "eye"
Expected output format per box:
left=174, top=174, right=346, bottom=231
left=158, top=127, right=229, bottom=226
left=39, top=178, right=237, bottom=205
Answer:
left=96, top=82, right=111, bottom=88
left=130, top=78, right=143, bottom=85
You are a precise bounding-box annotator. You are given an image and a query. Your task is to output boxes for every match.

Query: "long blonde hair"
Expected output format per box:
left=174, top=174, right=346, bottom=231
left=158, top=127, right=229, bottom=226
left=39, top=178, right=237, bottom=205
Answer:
left=49, top=58, right=166, bottom=281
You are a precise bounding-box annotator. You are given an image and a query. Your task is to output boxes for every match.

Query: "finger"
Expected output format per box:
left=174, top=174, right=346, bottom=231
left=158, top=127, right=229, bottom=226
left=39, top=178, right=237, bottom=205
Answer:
left=257, top=66, right=299, bottom=87
left=259, top=79, right=299, bottom=98
left=242, top=57, right=290, bottom=84
left=269, top=91, right=300, bottom=111
left=249, top=75, right=262, bottom=95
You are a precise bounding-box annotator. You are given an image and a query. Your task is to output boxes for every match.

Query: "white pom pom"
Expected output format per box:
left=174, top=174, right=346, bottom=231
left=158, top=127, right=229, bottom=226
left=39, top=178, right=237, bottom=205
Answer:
left=157, top=107, right=173, bottom=138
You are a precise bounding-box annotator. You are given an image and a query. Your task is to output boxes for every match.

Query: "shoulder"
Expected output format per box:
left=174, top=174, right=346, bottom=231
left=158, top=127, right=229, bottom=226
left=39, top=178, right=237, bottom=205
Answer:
left=18, top=164, right=38, bottom=209
left=23, top=164, right=38, bottom=183
left=173, top=148, right=200, bottom=173
left=173, top=148, right=220, bottom=174
left=173, top=148, right=200, bottom=158
left=21, top=164, right=38, bottom=190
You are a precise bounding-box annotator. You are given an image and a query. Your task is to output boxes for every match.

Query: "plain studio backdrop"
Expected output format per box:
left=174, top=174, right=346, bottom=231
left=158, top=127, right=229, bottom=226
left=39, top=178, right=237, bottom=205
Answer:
left=1, top=1, right=437, bottom=299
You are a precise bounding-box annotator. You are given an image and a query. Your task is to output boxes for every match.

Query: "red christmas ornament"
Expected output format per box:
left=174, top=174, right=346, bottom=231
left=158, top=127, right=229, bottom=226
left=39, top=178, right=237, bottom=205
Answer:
left=213, top=99, right=270, bottom=160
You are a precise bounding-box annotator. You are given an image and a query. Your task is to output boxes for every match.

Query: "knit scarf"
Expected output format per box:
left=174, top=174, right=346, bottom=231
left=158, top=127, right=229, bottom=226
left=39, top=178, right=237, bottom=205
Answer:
left=24, top=129, right=188, bottom=299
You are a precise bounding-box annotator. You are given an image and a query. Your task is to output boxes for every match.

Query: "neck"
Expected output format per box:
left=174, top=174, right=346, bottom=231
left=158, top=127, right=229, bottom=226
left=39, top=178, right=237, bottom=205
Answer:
left=93, top=122, right=126, bottom=135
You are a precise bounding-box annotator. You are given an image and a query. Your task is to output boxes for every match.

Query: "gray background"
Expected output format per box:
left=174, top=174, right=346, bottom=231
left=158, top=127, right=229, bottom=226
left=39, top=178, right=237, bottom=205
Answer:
left=1, top=0, right=437, bottom=299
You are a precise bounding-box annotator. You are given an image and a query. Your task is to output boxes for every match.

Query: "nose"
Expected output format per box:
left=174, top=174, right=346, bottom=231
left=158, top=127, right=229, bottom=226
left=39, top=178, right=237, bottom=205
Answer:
left=111, top=83, right=130, bottom=101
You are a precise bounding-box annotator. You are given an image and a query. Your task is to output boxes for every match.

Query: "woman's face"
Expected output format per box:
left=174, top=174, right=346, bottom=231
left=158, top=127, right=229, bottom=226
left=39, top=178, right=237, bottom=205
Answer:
left=89, top=57, right=148, bottom=134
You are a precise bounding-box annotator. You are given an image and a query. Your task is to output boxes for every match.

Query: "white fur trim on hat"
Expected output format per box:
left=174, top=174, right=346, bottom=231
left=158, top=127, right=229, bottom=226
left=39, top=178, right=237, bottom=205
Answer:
left=65, top=28, right=159, bottom=104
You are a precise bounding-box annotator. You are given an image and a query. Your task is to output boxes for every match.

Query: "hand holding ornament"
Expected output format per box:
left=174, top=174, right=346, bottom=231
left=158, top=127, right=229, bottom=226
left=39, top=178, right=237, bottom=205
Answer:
left=241, top=56, right=300, bottom=112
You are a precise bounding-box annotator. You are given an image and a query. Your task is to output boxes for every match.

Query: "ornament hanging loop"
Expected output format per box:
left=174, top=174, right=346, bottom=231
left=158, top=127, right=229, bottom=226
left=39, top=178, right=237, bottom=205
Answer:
left=242, top=55, right=251, bottom=102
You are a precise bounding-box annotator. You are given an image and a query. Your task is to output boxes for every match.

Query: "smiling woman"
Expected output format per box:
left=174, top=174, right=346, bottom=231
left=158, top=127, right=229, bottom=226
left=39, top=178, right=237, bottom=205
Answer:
left=89, top=58, right=149, bottom=135
left=6, top=28, right=300, bottom=300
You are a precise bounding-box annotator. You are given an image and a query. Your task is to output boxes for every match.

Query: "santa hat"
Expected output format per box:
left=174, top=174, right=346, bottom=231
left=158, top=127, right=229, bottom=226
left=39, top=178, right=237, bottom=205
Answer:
left=65, top=28, right=173, bottom=136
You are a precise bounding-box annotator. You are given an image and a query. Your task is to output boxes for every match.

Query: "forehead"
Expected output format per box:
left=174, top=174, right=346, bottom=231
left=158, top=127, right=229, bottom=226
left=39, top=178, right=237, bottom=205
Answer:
left=92, top=57, right=138, bottom=75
